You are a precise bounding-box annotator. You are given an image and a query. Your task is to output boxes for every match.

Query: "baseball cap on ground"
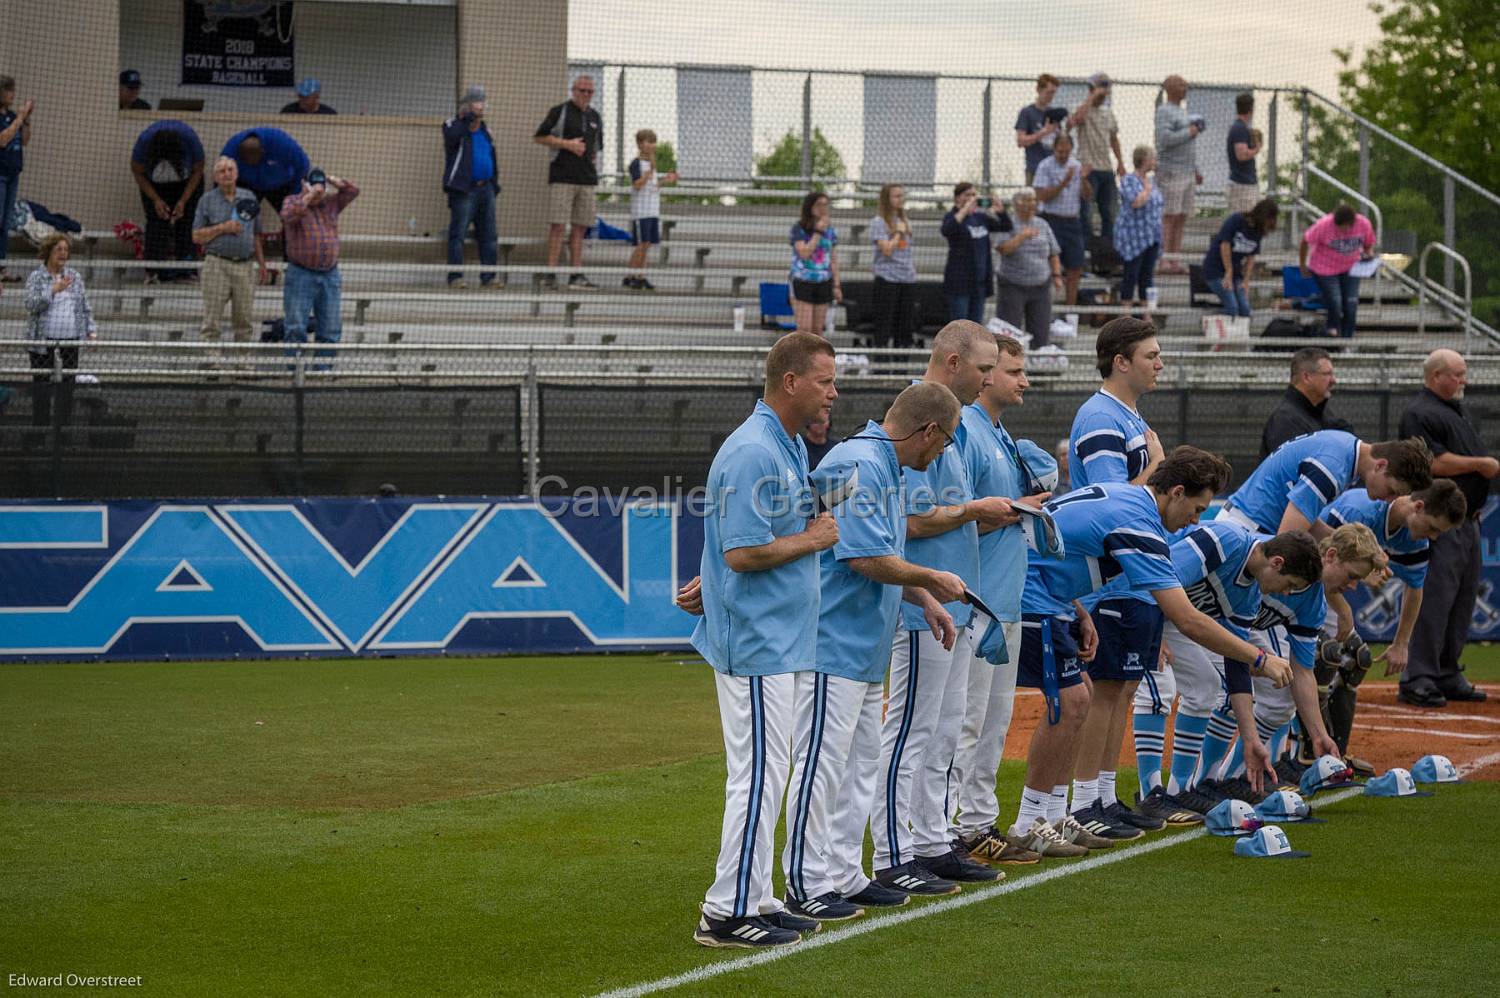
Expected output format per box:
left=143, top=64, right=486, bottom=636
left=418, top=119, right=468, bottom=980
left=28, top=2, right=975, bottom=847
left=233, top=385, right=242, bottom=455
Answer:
left=1206, top=799, right=1262, bottom=837
left=1364, top=767, right=1433, bottom=798
left=296, top=78, right=321, bottom=97
left=120, top=69, right=142, bottom=88
left=1233, top=825, right=1310, bottom=859
left=1254, top=790, right=1324, bottom=825
left=1299, top=755, right=1359, bottom=796
left=1411, top=754, right=1461, bottom=784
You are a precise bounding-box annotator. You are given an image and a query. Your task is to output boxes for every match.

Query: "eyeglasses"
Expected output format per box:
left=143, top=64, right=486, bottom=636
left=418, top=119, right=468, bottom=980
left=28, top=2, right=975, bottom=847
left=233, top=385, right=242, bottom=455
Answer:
left=931, top=422, right=955, bottom=447
left=574, top=87, right=595, bottom=94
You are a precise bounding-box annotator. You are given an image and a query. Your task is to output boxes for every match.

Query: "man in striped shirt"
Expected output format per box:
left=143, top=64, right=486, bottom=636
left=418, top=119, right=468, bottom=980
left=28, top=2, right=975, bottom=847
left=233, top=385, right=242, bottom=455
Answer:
left=279, top=167, right=359, bottom=360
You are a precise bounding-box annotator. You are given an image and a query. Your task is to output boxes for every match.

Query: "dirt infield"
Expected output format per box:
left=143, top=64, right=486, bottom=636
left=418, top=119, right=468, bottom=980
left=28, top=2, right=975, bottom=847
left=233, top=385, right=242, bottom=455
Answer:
left=1000, top=684, right=1500, bottom=781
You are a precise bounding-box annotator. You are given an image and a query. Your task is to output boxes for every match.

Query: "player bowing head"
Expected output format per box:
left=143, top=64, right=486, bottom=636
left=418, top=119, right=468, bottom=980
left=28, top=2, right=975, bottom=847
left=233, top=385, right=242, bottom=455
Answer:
left=1361, top=437, right=1435, bottom=501
left=1146, top=445, right=1229, bottom=531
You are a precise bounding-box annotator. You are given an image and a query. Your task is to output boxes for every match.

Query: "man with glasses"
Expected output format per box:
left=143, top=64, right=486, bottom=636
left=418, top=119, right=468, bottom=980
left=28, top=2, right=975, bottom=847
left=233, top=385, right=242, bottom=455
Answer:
left=534, top=75, right=604, bottom=290
left=1260, top=347, right=1351, bottom=458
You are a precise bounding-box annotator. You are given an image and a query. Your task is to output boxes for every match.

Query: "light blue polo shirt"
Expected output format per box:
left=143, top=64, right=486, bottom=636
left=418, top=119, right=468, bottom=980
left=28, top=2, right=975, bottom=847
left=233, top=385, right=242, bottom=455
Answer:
left=901, top=410, right=978, bottom=632
left=812, top=423, right=907, bottom=683
left=960, top=402, right=1026, bottom=621
left=691, top=400, right=820, bottom=676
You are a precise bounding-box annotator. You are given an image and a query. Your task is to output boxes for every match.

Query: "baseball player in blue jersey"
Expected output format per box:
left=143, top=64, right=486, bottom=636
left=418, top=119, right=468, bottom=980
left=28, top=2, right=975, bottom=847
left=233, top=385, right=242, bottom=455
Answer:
left=1003, top=448, right=1293, bottom=858
left=1067, top=318, right=1170, bottom=841
left=872, top=321, right=1019, bottom=894
left=948, top=335, right=1053, bottom=866
left=782, top=383, right=972, bottom=921
left=1218, top=429, right=1432, bottom=538
left=675, top=333, right=840, bottom=950
left=1129, top=521, right=1324, bottom=820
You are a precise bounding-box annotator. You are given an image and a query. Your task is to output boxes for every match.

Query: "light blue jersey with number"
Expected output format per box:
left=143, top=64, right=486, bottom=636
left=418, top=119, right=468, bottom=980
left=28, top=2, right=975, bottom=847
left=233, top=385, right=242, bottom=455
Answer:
left=1321, top=488, right=1429, bottom=589
left=1170, top=519, right=1266, bottom=633
left=1247, top=580, right=1327, bottom=669
left=692, top=400, right=820, bottom=676
left=960, top=403, right=1027, bottom=621
left=1226, top=430, right=1360, bottom=533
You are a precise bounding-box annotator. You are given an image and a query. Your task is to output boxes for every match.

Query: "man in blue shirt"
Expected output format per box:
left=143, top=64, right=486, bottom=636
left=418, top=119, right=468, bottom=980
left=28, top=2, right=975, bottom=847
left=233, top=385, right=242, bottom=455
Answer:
left=1067, top=318, right=1168, bottom=841
left=872, top=321, right=1020, bottom=894
left=1004, top=448, right=1293, bottom=858
left=674, top=332, right=840, bottom=950
left=222, top=127, right=309, bottom=213
left=781, top=382, right=968, bottom=922
left=949, top=335, right=1055, bottom=867
left=1132, top=522, right=1323, bottom=822
left=443, top=85, right=500, bottom=289
left=1221, top=429, right=1433, bottom=539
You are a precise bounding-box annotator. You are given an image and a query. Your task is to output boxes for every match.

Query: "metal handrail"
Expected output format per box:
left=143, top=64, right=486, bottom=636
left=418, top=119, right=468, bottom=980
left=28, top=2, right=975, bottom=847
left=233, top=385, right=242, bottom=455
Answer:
left=1302, top=164, right=1383, bottom=245
left=1418, top=243, right=1473, bottom=343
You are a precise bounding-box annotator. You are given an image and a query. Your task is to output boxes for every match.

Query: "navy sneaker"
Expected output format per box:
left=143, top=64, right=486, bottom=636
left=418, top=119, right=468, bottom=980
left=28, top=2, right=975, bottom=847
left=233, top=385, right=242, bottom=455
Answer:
left=1103, top=797, right=1165, bottom=832
left=1214, top=775, right=1270, bottom=806
left=785, top=892, right=863, bottom=922
left=638, top=277, right=657, bottom=291
left=1071, top=800, right=1144, bottom=841
left=693, top=912, right=800, bottom=949
left=918, top=847, right=1002, bottom=883
left=1274, top=756, right=1308, bottom=787
left=1134, top=787, right=1205, bottom=826
left=763, top=910, right=820, bottom=934
left=1177, top=783, right=1228, bottom=813
left=873, top=861, right=961, bottom=896
left=845, top=881, right=910, bottom=908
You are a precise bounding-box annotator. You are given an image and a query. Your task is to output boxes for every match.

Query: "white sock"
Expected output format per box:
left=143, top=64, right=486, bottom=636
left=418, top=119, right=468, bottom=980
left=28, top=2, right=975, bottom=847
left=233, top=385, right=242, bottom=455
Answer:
left=1013, top=785, right=1050, bottom=835
left=1072, top=777, right=1099, bottom=811
left=1099, top=770, right=1117, bottom=805
left=1048, top=784, right=1069, bottom=822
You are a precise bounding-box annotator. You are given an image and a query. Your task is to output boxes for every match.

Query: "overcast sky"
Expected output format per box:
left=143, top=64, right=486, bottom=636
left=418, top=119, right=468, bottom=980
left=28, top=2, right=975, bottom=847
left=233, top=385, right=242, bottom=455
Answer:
left=570, top=0, right=1384, bottom=97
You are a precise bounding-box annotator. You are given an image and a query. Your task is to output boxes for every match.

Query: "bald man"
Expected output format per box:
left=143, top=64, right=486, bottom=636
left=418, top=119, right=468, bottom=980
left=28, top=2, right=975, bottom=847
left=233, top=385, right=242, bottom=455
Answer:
left=1397, top=349, right=1497, bottom=707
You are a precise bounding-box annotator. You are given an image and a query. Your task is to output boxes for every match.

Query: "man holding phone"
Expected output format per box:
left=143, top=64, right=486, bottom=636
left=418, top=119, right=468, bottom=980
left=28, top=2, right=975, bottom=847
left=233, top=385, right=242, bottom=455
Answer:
left=442, top=85, right=500, bottom=289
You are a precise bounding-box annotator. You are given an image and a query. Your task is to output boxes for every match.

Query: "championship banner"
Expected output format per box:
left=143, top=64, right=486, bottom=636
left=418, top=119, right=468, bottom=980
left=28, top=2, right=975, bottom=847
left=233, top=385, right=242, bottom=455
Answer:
left=181, top=1, right=296, bottom=88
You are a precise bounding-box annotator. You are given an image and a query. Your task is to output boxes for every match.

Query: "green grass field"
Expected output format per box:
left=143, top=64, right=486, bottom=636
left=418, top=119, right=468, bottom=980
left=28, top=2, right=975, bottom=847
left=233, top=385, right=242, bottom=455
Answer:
left=3, top=649, right=1498, bottom=997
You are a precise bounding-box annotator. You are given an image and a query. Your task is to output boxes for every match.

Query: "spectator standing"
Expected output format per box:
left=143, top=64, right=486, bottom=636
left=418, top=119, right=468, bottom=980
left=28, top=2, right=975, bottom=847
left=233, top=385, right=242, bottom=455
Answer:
left=130, top=120, right=205, bottom=283
left=939, top=182, right=1010, bottom=324
left=119, top=70, right=150, bottom=110
left=1202, top=198, right=1278, bottom=318
left=1225, top=92, right=1262, bottom=214
left=788, top=191, right=841, bottom=335
left=1397, top=349, right=1498, bottom=707
left=1260, top=346, right=1352, bottom=458
left=1053, top=437, right=1071, bottom=492
left=0, top=76, right=34, bottom=283
left=442, top=85, right=500, bottom=289
left=23, top=234, right=96, bottom=428
left=534, top=75, right=604, bottom=290
left=869, top=183, right=917, bottom=347
left=625, top=129, right=676, bottom=291
left=191, top=156, right=267, bottom=346
left=995, top=188, right=1062, bottom=347
left=281, top=78, right=337, bottom=115
left=1114, top=145, right=1164, bottom=313
left=1069, top=72, right=1125, bottom=242
left=1154, top=75, right=1202, bottom=274
left=280, top=167, right=359, bottom=361
left=1015, top=74, right=1065, bottom=184
left=801, top=411, right=837, bottom=470
left=222, top=127, right=310, bottom=214
left=1033, top=131, right=1087, bottom=306
left=1300, top=204, right=1377, bottom=339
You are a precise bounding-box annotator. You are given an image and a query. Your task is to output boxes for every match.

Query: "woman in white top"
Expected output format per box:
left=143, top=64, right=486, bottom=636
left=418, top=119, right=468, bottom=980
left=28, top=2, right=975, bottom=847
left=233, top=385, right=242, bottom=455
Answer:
left=23, top=233, right=96, bottom=427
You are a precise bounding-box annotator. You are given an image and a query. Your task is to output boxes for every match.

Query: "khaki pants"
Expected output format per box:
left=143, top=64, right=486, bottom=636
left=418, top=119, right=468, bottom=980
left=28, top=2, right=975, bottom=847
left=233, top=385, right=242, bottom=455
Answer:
left=1226, top=181, right=1260, bottom=215
left=200, top=254, right=255, bottom=342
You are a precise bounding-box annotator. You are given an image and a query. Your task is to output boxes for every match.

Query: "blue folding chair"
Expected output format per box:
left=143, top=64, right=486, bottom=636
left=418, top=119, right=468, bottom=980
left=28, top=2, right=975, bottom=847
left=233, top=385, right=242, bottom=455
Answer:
left=759, top=282, right=798, bottom=331
left=1281, top=266, right=1326, bottom=312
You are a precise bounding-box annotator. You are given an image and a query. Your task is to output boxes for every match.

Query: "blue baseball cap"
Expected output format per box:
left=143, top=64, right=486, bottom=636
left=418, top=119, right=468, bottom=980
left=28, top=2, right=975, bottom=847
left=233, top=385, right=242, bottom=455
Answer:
left=1254, top=790, right=1324, bottom=824
left=1206, top=799, right=1262, bottom=837
left=1234, top=824, right=1310, bottom=859
left=1364, top=767, right=1433, bottom=798
left=296, top=78, right=321, bottom=97
left=1299, top=755, right=1359, bottom=796
left=1411, top=754, right=1461, bottom=784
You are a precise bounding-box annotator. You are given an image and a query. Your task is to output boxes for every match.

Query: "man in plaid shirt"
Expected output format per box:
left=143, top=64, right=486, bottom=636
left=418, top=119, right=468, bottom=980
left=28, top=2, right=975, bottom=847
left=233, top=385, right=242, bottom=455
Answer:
left=280, top=166, right=359, bottom=361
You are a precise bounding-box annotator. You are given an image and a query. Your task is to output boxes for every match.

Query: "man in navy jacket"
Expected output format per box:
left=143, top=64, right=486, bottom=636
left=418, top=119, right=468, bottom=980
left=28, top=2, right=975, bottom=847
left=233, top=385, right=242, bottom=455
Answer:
left=443, top=85, right=500, bottom=289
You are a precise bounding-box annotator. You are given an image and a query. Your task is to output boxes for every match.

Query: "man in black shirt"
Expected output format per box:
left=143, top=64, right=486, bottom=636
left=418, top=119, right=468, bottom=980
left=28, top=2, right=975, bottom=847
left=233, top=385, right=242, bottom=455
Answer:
left=534, top=75, right=603, bottom=291
left=800, top=412, right=837, bottom=470
left=281, top=79, right=337, bottom=116
left=119, top=70, right=150, bottom=110
left=1397, top=349, right=1498, bottom=707
left=1260, top=347, right=1352, bottom=457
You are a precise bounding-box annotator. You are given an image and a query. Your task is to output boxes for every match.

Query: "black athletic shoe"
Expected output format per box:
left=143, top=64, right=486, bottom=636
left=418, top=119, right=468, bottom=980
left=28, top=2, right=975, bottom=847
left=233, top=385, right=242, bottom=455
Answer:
left=1070, top=800, right=1144, bottom=841
left=918, top=848, right=1002, bottom=883
left=785, top=892, right=863, bottom=922
left=1274, top=756, right=1308, bottom=787
left=873, top=861, right=961, bottom=896
left=567, top=273, right=598, bottom=290
left=845, top=881, right=911, bottom=908
left=1214, top=776, right=1270, bottom=806
left=1134, top=787, right=1204, bottom=826
left=1104, top=798, right=1165, bottom=831
left=1173, top=785, right=1224, bottom=815
left=693, top=912, right=800, bottom=949
left=638, top=277, right=657, bottom=291
left=621, top=276, right=640, bottom=290
left=763, top=910, right=820, bottom=934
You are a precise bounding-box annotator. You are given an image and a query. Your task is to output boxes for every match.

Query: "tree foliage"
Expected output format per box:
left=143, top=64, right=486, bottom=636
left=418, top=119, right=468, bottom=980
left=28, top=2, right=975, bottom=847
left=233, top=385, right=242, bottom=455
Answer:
left=754, top=128, right=846, bottom=184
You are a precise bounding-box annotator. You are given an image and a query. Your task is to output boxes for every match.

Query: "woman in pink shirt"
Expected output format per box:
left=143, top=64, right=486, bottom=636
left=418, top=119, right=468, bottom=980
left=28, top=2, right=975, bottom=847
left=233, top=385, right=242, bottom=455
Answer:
left=1299, top=203, right=1375, bottom=338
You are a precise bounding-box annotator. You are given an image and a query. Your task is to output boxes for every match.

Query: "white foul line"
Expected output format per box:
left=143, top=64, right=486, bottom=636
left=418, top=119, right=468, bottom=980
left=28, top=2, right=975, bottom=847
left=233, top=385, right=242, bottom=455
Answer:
left=1359, top=703, right=1500, bottom=725
left=595, top=783, right=1383, bottom=998
left=1360, top=724, right=1495, bottom=741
